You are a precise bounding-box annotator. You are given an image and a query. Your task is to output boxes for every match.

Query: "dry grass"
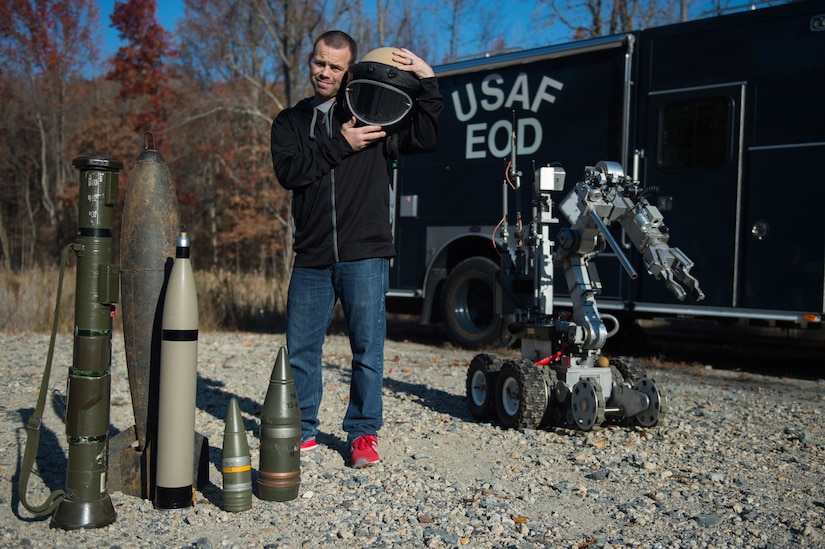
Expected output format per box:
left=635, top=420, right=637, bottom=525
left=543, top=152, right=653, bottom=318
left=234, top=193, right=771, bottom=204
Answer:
left=0, top=267, right=77, bottom=333
left=0, top=267, right=287, bottom=334
left=196, top=269, right=287, bottom=332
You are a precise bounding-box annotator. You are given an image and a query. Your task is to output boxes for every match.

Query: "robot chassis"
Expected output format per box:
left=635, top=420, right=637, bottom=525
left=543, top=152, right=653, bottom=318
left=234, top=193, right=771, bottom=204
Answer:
left=466, top=155, right=705, bottom=431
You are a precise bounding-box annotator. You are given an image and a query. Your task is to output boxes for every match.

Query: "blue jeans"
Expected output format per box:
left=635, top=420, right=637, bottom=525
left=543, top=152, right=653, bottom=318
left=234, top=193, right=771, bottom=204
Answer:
left=286, top=258, right=388, bottom=445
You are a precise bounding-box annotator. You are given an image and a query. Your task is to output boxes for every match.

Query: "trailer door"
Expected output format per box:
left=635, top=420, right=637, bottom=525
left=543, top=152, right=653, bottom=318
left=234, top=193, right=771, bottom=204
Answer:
left=744, top=71, right=825, bottom=314
left=641, top=84, right=744, bottom=308
left=745, top=144, right=825, bottom=313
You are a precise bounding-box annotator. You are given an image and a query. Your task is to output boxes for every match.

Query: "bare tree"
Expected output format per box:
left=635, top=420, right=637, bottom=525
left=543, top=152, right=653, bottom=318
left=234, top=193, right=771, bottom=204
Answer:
left=169, top=0, right=356, bottom=286
left=441, top=0, right=467, bottom=62
left=540, top=0, right=694, bottom=40
left=0, top=0, right=101, bottom=266
left=252, top=0, right=353, bottom=110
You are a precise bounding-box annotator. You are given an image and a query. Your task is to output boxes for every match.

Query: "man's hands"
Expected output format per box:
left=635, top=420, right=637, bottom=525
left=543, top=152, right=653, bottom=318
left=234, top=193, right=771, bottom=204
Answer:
left=392, top=48, right=436, bottom=79
left=341, top=117, right=386, bottom=151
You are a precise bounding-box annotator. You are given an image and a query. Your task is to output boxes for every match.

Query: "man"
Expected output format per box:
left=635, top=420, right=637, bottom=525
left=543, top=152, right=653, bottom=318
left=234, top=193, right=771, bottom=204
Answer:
left=270, top=30, right=442, bottom=468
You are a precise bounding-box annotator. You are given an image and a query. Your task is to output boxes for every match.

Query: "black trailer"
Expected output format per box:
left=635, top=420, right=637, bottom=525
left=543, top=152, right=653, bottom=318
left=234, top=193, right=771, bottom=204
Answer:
left=388, top=0, right=825, bottom=349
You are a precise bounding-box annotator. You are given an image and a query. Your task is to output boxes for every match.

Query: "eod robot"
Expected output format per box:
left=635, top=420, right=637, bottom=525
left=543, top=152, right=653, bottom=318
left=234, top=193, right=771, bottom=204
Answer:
left=467, top=146, right=704, bottom=431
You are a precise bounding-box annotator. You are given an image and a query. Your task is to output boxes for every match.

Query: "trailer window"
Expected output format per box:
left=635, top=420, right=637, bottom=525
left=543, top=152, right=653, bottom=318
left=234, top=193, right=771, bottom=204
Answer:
left=754, top=76, right=825, bottom=144
left=658, top=96, right=732, bottom=171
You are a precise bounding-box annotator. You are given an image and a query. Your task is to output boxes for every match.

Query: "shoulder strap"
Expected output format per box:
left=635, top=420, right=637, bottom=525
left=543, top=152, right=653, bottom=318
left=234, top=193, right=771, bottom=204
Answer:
left=17, top=245, right=72, bottom=516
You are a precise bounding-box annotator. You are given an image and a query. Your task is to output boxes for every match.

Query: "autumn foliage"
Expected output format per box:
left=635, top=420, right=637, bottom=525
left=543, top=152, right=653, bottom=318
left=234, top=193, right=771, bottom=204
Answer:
left=0, top=0, right=693, bottom=288
left=107, top=0, right=178, bottom=135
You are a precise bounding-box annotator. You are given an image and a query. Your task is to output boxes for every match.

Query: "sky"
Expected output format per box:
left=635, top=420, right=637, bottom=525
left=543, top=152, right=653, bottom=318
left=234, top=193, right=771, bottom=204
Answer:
left=94, top=0, right=773, bottom=64
left=95, top=0, right=541, bottom=62
left=98, top=0, right=186, bottom=55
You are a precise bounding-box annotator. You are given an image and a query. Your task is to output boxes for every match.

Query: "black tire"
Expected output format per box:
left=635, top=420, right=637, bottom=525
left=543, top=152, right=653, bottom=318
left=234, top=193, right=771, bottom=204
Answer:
left=494, top=359, right=548, bottom=430
left=610, top=356, right=647, bottom=384
left=441, top=257, right=501, bottom=349
left=466, top=353, right=503, bottom=421
left=539, top=368, right=560, bottom=428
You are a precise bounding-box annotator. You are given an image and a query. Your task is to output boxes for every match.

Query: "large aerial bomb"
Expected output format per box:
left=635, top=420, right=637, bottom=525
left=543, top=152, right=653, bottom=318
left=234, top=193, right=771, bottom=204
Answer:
left=109, top=135, right=208, bottom=500
left=222, top=398, right=253, bottom=512
left=154, top=230, right=199, bottom=510
left=110, top=135, right=181, bottom=498
left=50, top=157, right=123, bottom=529
left=257, top=347, right=301, bottom=502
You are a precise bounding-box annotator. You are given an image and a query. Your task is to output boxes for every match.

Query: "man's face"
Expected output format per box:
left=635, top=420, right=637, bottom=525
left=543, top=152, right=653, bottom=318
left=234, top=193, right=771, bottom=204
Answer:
left=309, top=41, right=352, bottom=102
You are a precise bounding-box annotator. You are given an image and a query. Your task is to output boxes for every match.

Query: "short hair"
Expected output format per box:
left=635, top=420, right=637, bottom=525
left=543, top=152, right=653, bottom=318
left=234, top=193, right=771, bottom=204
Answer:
left=313, top=30, right=357, bottom=65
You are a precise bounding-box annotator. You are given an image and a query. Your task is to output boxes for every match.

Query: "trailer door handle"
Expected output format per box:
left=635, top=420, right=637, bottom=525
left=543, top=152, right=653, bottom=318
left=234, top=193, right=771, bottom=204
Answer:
left=751, top=220, right=770, bottom=240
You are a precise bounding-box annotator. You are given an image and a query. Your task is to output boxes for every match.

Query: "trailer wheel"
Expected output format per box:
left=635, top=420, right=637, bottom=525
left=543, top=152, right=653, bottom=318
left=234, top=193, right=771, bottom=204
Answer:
left=466, top=353, right=503, bottom=421
left=495, top=359, right=548, bottom=430
left=441, top=257, right=501, bottom=349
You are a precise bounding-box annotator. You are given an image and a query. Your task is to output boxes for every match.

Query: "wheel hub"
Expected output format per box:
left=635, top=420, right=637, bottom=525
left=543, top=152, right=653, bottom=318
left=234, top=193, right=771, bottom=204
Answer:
left=570, top=377, right=605, bottom=430
left=633, top=377, right=667, bottom=427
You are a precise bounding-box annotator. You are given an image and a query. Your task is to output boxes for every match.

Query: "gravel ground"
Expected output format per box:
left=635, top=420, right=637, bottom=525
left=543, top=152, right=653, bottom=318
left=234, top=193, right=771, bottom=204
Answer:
left=1, top=329, right=824, bottom=548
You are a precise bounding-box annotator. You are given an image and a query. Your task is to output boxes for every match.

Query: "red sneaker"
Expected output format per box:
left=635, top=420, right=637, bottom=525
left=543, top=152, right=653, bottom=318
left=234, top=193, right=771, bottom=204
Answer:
left=349, top=435, right=379, bottom=468
left=300, top=438, right=317, bottom=452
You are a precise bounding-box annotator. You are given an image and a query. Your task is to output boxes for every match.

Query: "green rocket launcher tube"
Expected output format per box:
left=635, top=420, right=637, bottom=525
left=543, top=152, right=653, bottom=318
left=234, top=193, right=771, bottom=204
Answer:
left=49, top=157, right=122, bottom=529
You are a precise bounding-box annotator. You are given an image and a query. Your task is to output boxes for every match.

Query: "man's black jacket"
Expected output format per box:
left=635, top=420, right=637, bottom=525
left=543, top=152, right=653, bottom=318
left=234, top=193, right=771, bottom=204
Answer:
left=271, top=77, right=442, bottom=268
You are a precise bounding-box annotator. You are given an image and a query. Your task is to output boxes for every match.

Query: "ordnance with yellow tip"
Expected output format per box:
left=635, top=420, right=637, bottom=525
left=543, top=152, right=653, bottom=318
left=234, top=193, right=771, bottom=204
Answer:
left=222, top=397, right=252, bottom=512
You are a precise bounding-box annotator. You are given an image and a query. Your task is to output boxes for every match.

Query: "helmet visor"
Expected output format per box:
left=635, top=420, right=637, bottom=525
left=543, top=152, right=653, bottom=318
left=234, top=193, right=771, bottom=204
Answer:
left=345, top=79, right=414, bottom=127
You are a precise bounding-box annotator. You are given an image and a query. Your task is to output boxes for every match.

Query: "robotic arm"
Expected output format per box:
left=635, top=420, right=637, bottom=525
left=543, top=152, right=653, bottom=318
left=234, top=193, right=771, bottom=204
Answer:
left=554, top=161, right=704, bottom=350
left=479, top=158, right=690, bottom=431
left=619, top=198, right=705, bottom=303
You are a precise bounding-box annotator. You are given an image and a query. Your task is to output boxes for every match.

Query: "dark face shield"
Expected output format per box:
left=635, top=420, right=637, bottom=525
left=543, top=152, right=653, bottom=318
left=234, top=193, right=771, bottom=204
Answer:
left=344, top=61, right=421, bottom=134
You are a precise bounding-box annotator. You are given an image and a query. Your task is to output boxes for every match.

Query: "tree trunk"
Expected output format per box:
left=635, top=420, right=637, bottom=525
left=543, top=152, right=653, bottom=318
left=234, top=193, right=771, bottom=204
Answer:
left=0, top=203, right=11, bottom=271
left=37, top=113, right=57, bottom=227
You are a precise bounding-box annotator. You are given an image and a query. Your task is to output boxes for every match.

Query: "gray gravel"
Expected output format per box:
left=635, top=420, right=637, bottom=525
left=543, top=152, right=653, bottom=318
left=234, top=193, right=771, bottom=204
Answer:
left=1, top=331, right=824, bottom=548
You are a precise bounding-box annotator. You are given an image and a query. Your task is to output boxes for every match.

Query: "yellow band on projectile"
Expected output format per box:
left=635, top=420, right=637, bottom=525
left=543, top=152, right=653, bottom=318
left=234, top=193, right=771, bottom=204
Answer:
left=222, top=465, right=251, bottom=473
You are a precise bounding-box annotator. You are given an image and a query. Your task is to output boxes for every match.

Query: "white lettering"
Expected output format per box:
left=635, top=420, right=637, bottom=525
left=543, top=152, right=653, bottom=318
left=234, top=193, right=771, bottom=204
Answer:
left=453, top=73, right=566, bottom=160
left=466, top=123, right=487, bottom=159
left=489, top=120, right=512, bottom=158
left=530, top=76, right=563, bottom=112
left=452, top=83, right=478, bottom=122
left=504, top=73, right=531, bottom=111
left=480, top=74, right=505, bottom=111
left=518, top=118, right=542, bottom=155
left=462, top=117, right=544, bottom=160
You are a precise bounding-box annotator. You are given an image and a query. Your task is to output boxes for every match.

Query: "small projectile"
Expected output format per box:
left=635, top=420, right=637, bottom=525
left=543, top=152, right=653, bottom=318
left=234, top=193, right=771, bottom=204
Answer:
left=257, top=347, right=301, bottom=502
left=154, top=230, right=198, bottom=510
left=222, top=398, right=252, bottom=512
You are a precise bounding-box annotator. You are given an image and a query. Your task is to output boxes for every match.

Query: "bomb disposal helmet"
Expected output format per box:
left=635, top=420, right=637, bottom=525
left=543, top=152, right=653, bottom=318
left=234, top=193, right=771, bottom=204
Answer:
left=344, top=47, right=421, bottom=134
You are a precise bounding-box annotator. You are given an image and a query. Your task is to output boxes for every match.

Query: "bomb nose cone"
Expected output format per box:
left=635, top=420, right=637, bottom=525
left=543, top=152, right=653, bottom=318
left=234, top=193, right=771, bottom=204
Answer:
left=224, top=397, right=244, bottom=436
left=134, top=146, right=166, bottom=165
left=271, top=346, right=294, bottom=383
